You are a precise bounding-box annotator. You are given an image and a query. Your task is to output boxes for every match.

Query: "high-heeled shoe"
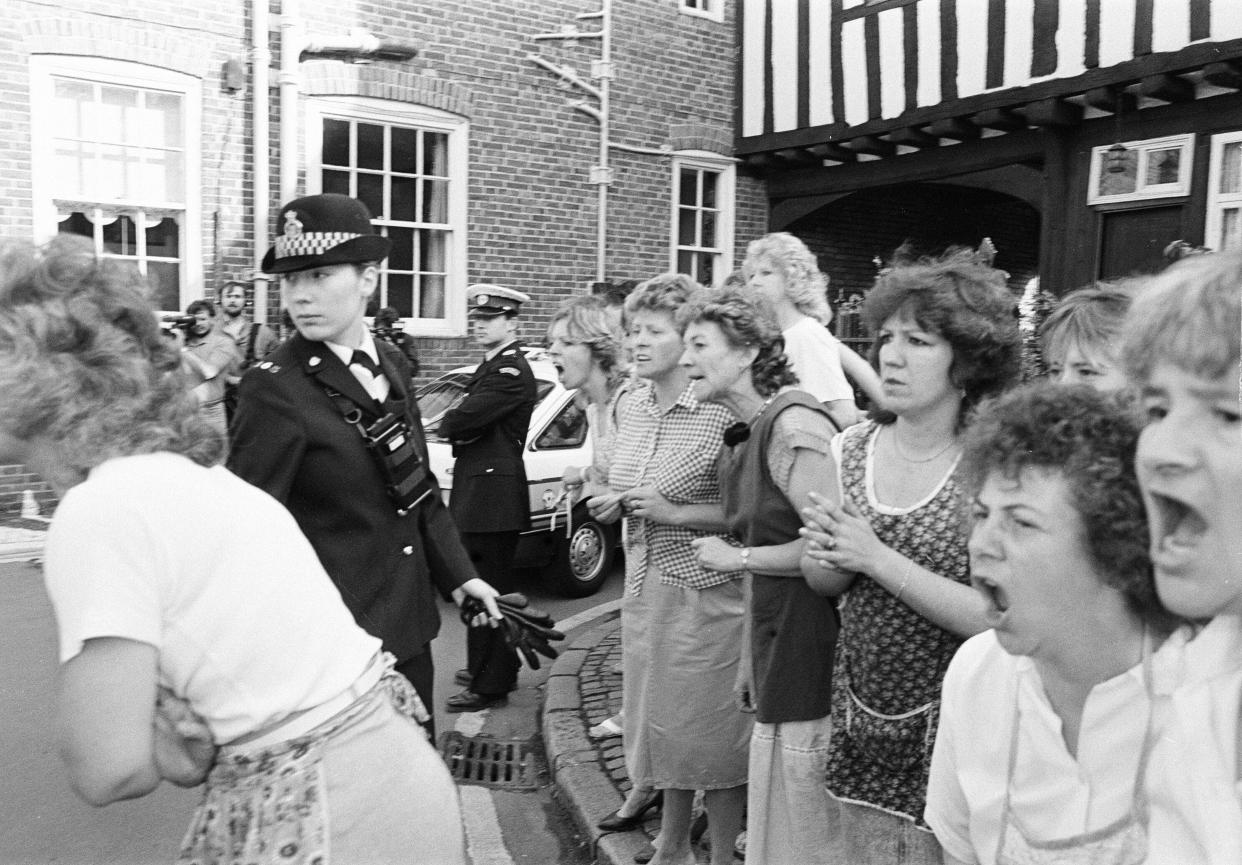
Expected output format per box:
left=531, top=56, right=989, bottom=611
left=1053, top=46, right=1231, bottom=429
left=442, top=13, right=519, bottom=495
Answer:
left=597, top=789, right=664, bottom=831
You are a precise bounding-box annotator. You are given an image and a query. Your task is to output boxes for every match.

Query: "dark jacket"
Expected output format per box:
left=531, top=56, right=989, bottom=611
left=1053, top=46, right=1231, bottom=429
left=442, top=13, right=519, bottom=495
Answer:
left=227, top=333, right=476, bottom=661
left=438, top=340, right=537, bottom=534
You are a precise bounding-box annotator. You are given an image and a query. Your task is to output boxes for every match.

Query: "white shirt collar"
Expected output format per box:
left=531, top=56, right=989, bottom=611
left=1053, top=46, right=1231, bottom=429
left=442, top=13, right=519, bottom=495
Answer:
left=325, top=328, right=380, bottom=368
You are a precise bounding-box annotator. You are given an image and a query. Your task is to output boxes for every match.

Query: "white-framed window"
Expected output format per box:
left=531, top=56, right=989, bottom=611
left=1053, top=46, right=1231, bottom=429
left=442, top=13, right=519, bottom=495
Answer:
left=679, top=0, right=724, bottom=23
left=29, top=56, right=201, bottom=311
left=306, top=98, right=468, bottom=337
left=1205, top=130, right=1242, bottom=253
left=670, top=153, right=735, bottom=286
left=1087, top=134, right=1194, bottom=205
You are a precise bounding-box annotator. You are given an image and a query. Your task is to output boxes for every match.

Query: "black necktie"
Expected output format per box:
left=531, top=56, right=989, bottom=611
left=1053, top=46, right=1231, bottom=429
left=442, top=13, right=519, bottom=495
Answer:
left=350, top=350, right=382, bottom=377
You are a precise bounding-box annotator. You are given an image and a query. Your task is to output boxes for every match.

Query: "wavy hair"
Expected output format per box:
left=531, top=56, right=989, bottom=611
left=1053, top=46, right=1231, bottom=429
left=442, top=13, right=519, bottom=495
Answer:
left=1121, top=251, right=1242, bottom=385
left=960, top=382, right=1173, bottom=630
left=864, top=247, right=1021, bottom=425
left=743, top=232, right=832, bottom=325
left=623, top=273, right=702, bottom=324
left=0, top=237, right=223, bottom=486
left=547, top=294, right=625, bottom=389
left=678, top=287, right=798, bottom=397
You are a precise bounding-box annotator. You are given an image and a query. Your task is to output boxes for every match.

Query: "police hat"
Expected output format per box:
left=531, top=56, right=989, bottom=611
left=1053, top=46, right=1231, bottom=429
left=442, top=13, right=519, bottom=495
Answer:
left=467, top=284, right=530, bottom=317
left=261, top=194, right=393, bottom=274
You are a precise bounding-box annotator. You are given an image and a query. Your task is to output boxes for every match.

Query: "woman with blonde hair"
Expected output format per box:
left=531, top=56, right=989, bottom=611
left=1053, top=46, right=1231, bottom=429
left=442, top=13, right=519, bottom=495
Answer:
left=0, top=237, right=465, bottom=863
left=743, top=232, right=883, bottom=429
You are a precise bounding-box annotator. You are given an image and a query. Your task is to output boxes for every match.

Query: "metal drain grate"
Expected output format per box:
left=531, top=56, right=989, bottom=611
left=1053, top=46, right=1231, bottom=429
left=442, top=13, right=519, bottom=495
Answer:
left=437, top=732, right=540, bottom=789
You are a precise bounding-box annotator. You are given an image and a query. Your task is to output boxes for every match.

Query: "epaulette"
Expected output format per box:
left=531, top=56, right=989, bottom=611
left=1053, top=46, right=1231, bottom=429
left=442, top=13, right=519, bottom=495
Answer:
left=501, top=348, right=518, bottom=356
left=258, top=360, right=282, bottom=373
left=499, top=366, right=521, bottom=376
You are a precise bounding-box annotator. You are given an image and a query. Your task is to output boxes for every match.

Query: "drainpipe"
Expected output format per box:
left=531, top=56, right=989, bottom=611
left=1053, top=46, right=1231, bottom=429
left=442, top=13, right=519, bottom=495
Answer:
left=594, top=0, right=611, bottom=283
left=251, top=0, right=271, bottom=323
left=279, top=0, right=302, bottom=206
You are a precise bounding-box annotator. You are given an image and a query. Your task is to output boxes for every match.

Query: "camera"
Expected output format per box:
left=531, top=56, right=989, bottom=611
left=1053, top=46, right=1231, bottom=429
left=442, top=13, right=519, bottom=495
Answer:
left=161, top=314, right=197, bottom=330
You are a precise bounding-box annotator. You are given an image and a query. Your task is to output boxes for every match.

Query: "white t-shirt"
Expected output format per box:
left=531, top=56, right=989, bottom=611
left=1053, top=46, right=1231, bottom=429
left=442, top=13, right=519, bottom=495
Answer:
left=781, top=316, right=854, bottom=404
left=43, top=453, right=380, bottom=744
left=925, top=630, right=1182, bottom=865
left=1146, top=615, right=1242, bottom=865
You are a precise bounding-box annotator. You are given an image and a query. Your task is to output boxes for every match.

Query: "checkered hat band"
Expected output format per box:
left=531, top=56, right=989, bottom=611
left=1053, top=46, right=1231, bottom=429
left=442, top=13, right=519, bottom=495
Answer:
left=275, top=232, right=361, bottom=259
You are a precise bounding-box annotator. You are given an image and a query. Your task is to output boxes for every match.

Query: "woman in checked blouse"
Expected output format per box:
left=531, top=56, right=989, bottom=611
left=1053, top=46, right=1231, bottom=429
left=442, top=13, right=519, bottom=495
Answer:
left=588, top=274, right=750, bottom=865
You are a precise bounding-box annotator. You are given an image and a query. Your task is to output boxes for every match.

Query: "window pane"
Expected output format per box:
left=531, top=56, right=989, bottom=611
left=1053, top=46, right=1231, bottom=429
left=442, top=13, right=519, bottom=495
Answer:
left=701, top=172, right=717, bottom=208
left=422, top=179, right=448, bottom=223
left=54, top=142, right=87, bottom=198
left=423, top=133, right=448, bottom=176
left=392, top=127, right=418, bottom=174
left=388, top=226, right=414, bottom=271
left=1097, top=151, right=1138, bottom=197
left=323, top=118, right=350, bottom=167
left=147, top=216, right=179, bottom=257
left=357, top=173, right=384, bottom=218
left=1221, top=143, right=1242, bottom=195
left=385, top=272, right=414, bottom=317
left=102, top=214, right=135, bottom=255
left=420, top=230, right=446, bottom=273
left=702, top=210, right=717, bottom=247
left=143, top=92, right=182, bottom=148
left=391, top=177, right=417, bottom=222
left=146, top=261, right=180, bottom=310
left=1146, top=148, right=1181, bottom=185
left=98, top=144, right=129, bottom=200
left=678, top=208, right=697, bottom=246
left=677, top=250, right=694, bottom=274
left=535, top=400, right=587, bottom=448
left=698, top=253, right=715, bottom=286
left=357, top=122, right=384, bottom=170
left=99, top=85, right=137, bottom=145
left=1222, top=208, right=1241, bottom=251
left=53, top=79, right=92, bottom=139
left=144, top=150, right=184, bottom=203
left=58, top=211, right=94, bottom=240
left=419, top=274, right=445, bottom=318
left=679, top=168, right=697, bottom=205
left=322, top=169, right=350, bottom=197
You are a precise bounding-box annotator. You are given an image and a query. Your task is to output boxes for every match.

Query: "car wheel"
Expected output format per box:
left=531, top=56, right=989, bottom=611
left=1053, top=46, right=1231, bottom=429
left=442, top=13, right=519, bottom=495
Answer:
left=550, top=508, right=617, bottom=597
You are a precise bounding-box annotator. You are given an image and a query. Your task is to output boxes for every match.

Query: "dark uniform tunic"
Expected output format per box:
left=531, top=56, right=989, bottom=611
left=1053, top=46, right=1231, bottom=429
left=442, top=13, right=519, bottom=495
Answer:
left=438, top=340, right=537, bottom=695
left=227, top=333, right=477, bottom=718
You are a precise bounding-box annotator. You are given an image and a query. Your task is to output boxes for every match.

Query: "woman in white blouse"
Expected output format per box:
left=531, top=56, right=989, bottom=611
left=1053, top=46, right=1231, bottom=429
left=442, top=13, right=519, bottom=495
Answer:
left=925, top=383, right=1181, bottom=865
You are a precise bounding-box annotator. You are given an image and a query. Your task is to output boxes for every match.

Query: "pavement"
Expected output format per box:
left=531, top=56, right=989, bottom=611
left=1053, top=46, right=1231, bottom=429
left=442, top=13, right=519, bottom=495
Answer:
left=0, top=514, right=660, bottom=865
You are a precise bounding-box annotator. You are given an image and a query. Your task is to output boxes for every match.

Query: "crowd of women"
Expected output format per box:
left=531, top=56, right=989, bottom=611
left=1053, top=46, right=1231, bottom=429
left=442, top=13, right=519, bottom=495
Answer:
left=0, top=226, right=1238, bottom=865
left=551, top=236, right=1242, bottom=865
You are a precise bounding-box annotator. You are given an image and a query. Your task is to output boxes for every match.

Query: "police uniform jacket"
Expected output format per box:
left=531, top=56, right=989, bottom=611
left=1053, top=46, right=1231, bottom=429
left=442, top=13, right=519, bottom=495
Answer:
left=227, top=333, right=476, bottom=662
left=438, top=340, right=537, bottom=534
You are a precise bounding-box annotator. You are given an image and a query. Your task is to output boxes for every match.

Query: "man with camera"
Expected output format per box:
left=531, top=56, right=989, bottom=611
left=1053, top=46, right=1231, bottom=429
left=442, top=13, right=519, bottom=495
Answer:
left=218, top=280, right=280, bottom=424
left=227, top=193, right=501, bottom=727
left=178, top=299, right=239, bottom=441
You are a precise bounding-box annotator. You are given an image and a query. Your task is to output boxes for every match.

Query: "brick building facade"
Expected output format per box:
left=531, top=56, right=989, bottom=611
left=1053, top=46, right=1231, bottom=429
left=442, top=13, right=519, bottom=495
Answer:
left=0, top=0, right=770, bottom=514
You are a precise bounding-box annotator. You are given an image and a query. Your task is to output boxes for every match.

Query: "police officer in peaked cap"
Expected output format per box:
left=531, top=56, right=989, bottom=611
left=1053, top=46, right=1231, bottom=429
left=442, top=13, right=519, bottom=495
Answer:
left=228, top=193, right=502, bottom=732
left=440, top=283, right=538, bottom=712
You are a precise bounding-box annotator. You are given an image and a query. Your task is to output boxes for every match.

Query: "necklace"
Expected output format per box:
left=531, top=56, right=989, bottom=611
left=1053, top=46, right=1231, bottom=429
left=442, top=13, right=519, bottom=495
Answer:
left=889, top=425, right=958, bottom=463
left=723, top=395, right=777, bottom=447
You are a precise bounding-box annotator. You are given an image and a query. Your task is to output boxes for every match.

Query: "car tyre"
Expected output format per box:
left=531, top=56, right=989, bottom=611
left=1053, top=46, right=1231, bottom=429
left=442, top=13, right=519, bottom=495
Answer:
left=550, top=506, right=618, bottom=597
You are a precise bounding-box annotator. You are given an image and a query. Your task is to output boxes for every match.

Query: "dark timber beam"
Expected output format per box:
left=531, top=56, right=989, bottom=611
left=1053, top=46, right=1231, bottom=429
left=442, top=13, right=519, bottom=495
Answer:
left=1083, top=86, right=1137, bottom=114
left=806, top=142, right=858, bottom=162
left=889, top=126, right=940, bottom=148
left=1140, top=73, right=1194, bottom=102
left=1021, top=98, right=1083, bottom=127
left=1204, top=61, right=1242, bottom=90
left=926, top=117, right=981, bottom=140
left=847, top=135, right=897, bottom=157
left=972, top=108, right=1027, bottom=131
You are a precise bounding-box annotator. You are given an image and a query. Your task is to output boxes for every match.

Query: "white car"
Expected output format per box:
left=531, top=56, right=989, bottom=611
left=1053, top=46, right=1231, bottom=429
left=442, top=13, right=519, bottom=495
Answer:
left=416, top=350, right=620, bottom=597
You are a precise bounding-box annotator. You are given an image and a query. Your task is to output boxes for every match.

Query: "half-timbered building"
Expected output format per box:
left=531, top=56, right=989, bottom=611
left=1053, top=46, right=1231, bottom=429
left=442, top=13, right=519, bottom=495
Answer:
left=737, top=0, right=1242, bottom=297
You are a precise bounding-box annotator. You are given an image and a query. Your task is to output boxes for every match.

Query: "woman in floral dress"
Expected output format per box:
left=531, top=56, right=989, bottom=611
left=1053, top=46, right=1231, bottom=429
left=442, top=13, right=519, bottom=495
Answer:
left=801, top=249, right=1021, bottom=864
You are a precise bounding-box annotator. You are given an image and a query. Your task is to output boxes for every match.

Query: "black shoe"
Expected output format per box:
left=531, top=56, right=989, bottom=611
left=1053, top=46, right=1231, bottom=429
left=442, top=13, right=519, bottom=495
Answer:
left=445, top=689, right=508, bottom=713
left=454, top=668, right=472, bottom=687
left=597, top=789, right=663, bottom=831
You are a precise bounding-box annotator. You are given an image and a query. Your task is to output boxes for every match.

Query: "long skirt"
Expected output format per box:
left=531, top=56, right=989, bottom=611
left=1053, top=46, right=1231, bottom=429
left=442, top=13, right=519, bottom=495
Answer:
left=178, top=672, right=465, bottom=864
left=622, top=563, right=751, bottom=790
left=746, top=716, right=835, bottom=865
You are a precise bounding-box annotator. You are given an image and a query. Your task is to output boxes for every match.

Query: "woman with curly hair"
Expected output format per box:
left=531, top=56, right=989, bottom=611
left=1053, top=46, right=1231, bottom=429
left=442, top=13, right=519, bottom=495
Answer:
left=926, top=382, right=1181, bottom=865
left=799, top=249, right=1021, bottom=863
left=743, top=232, right=883, bottom=429
left=680, top=286, right=840, bottom=865
left=586, top=274, right=750, bottom=865
left=0, top=238, right=464, bottom=862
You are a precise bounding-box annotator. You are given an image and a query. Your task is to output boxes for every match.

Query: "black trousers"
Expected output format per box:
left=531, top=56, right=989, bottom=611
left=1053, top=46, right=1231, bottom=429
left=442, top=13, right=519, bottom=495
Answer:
left=394, top=646, right=436, bottom=740
left=461, top=530, right=521, bottom=697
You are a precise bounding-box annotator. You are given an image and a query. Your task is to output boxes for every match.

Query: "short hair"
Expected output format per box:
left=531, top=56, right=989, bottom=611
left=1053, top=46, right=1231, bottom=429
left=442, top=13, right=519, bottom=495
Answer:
left=863, top=248, right=1021, bottom=424
left=743, top=232, right=832, bottom=325
left=960, top=382, right=1172, bottom=629
left=623, top=273, right=701, bottom=324
left=678, top=287, right=798, bottom=397
left=1122, top=251, right=1242, bottom=385
left=374, top=306, right=400, bottom=327
left=1040, top=281, right=1137, bottom=366
left=186, top=298, right=216, bottom=317
left=219, top=280, right=248, bottom=298
left=0, top=237, right=223, bottom=483
left=547, top=294, right=625, bottom=384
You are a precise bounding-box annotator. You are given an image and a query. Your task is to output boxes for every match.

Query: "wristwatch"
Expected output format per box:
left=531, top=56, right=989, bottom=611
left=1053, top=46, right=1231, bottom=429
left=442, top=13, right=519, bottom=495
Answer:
left=739, top=547, right=751, bottom=573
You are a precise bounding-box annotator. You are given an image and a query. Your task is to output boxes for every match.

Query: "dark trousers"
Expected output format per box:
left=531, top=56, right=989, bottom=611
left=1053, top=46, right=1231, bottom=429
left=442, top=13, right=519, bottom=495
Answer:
left=394, top=646, right=436, bottom=740
left=462, top=530, right=520, bottom=696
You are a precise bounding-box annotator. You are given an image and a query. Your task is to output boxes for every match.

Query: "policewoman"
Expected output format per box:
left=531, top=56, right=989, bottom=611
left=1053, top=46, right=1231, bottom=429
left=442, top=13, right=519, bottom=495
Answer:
left=228, top=193, right=501, bottom=730
left=440, top=284, right=538, bottom=712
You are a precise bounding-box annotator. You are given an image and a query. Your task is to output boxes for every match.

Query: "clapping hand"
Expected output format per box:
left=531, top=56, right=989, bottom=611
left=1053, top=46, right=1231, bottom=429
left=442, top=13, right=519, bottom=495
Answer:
left=800, top=491, right=884, bottom=579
